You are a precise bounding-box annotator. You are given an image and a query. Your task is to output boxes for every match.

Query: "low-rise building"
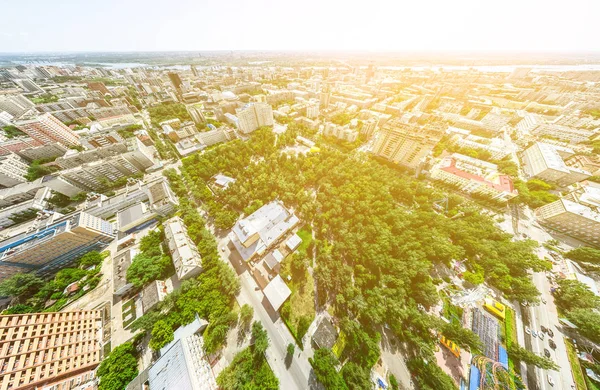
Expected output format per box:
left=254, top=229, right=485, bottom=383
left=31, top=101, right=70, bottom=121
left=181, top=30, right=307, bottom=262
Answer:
left=323, top=122, right=358, bottom=142
left=164, top=217, right=203, bottom=280
left=0, top=187, right=51, bottom=229
left=263, top=275, right=292, bottom=311
left=230, top=201, right=299, bottom=262
left=531, top=123, right=594, bottom=144
left=431, top=153, right=518, bottom=202
left=113, top=248, right=137, bottom=296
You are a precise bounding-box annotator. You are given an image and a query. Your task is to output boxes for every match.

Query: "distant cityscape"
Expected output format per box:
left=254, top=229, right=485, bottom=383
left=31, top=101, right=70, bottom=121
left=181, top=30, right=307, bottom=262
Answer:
left=0, top=53, right=599, bottom=390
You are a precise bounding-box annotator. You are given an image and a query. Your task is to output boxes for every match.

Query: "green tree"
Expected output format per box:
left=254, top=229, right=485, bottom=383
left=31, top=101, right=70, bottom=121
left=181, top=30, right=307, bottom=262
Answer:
left=565, top=247, right=600, bottom=265
left=0, top=273, right=43, bottom=298
left=2, top=125, right=25, bottom=138
left=566, top=309, right=600, bottom=344
left=239, top=304, right=254, bottom=329
left=287, top=343, right=295, bottom=357
left=78, top=251, right=104, bottom=268
left=440, top=322, right=483, bottom=352
left=310, top=348, right=348, bottom=390
left=554, top=279, right=600, bottom=312
left=97, top=342, right=138, bottom=390
left=252, top=321, right=269, bottom=356
left=126, top=253, right=172, bottom=288
left=507, top=344, right=559, bottom=370
left=149, top=320, right=174, bottom=351
left=341, top=362, right=371, bottom=390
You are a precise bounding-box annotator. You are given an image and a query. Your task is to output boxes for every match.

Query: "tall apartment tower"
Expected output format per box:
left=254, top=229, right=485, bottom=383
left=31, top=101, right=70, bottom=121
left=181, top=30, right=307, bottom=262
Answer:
left=186, top=104, right=206, bottom=125
left=16, top=114, right=80, bottom=147
left=168, top=72, right=183, bottom=92
left=0, top=311, right=103, bottom=390
left=235, top=103, right=274, bottom=134
left=372, top=120, right=444, bottom=170
left=0, top=212, right=114, bottom=281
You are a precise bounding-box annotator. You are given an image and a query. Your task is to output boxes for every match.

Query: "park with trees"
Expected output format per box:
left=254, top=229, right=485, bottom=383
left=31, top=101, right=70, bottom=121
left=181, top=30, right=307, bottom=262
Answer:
left=165, top=125, right=548, bottom=389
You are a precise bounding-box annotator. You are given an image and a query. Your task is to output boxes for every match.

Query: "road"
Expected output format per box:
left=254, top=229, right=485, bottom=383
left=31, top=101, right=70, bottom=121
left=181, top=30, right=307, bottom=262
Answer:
left=513, top=209, right=576, bottom=390
left=212, top=225, right=316, bottom=389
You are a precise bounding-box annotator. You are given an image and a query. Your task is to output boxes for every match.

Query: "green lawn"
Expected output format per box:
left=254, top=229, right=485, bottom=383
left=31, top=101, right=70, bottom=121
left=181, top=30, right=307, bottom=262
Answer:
left=565, top=338, right=588, bottom=390
left=296, top=226, right=313, bottom=255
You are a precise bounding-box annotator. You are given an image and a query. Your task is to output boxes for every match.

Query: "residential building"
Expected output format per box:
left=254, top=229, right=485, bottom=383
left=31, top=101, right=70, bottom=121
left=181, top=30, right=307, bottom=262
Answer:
left=372, top=120, right=444, bottom=170
left=230, top=201, right=299, bottom=262
left=263, top=275, right=292, bottom=311
left=164, top=217, right=203, bottom=280
left=430, top=153, right=518, bottom=202
left=531, top=123, right=594, bottom=144
left=360, top=118, right=377, bottom=138
left=522, top=142, right=591, bottom=187
left=306, top=99, right=320, bottom=119
left=0, top=212, right=114, bottom=281
left=186, top=103, right=206, bottom=125
left=235, top=102, right=274, bottom=134
left=536, top=198, right=600, bottom=247
left=0, top=94, right=34, bottom=117
left=16, top=113, right=80, bottom=147
left=0, top=310, right=103, bottom=390
left=516, top=114, right=541, bottom=134
left=195, top=127, right=235, bottom=147
left=141, top=280, right=170, bottom=314
left=113, top=248, right=137, bottom=296
left=480, top=112, right=510, bottom=132
left=448, top=127, right=511, bottom=160
left=16, top=142, right=68, bottom=162
left=0, top=153, right=29, bottom=188
left=323, top=123, right=358, bottom=142
left=566, top=154, right=600, bottom=176
left=0, top=187, right=51, bottom=229
left=148, top=317, right=216, bottom=390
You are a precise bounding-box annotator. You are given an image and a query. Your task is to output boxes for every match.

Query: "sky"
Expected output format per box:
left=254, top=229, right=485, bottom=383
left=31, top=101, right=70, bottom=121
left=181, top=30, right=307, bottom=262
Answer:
left=1, top=0, right=600, bottom=53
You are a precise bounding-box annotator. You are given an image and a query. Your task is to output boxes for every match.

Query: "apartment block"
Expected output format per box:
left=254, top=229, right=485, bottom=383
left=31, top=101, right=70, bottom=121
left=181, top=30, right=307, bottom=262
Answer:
left=15, top=114, right=80, bottom=147
left=536, top=197, right=600, bottom=247
left=164, top=217, right=203, bottom=281
left=323, top=123, right=358, bottom=142
left=372, top=120, right=444, bottom=170
left=0, top=212, right=114, bottom=281
left=531, top=123, right=594, bottom=144
left=0, top=187, right=51, bottom=229
left=522, top=142, right=591, bottom=187
left=0, top=154, right=29, bottom=188
left=431, top=153, right=518, bottom=202
left=0, top=311, right=103, bottom=390
left=235, top=103, right=274, bottom=134
left=0, top=95, right=34, bottom=118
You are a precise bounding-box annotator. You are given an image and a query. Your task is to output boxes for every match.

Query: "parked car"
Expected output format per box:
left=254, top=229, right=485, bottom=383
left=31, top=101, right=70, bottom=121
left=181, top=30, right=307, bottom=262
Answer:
left=548, top=329, right=554, bottom=338
left=541, top=297, right=547, bottom=304
left=539, top=332, right=545, bottom=340
left=541, top=325, right=548, bottom=333
left=525, top=327, right=531, bottom=335
left=544, top=348, right=551, bottom=358
left=549, top=339, right=557, bottom=349
left=532, top=330, right=538, bottom=338
left=548, top=375, right=555, bottom=386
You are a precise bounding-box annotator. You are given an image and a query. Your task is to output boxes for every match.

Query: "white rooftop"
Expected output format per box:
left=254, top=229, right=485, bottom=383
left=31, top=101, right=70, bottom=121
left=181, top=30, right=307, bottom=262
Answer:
left=263, top=275, right=291, bottom=311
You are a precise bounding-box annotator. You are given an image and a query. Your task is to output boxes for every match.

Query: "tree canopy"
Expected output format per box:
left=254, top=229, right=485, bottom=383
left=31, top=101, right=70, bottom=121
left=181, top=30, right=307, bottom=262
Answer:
left=97, top=342, right=138, bottom=390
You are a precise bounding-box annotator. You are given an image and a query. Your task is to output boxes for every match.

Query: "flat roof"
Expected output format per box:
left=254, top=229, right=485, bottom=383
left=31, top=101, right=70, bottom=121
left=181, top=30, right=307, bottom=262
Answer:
left=263, top=275, right=291, bottom=311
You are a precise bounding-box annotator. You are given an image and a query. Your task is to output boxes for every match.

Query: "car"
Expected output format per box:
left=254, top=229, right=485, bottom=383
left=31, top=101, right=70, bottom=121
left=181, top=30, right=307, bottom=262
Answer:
left=541, top=298, right=547, bottom=304
left=549, top=339, right=557, bottom=349
left=254, top=287, right=260, bottom=291
left=525, top=327, right=531, bottom=335
left=548, top=329, right=554, bottom=338
left=532, top=330, right=538, bottom=338
left=541, top=325, right=548, bottom=333
left=548, top=375, right=555, bottom=386
left=539, top=332, right=545, bottom=340
left=220, top=246, right=226, bottom=252
left=522, top=233, right=529, bottom=238
left=544, top=348, right=551, bottom=358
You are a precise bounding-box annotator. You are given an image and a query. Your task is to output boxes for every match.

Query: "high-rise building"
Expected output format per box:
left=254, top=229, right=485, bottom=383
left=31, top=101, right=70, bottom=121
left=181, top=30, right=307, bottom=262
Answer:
left=0, top=310, right=103, bottom=390
left=168, top=72, right=183, bottom=92
left=235, top=103, right=274, bottom=134
left=0, top=153, right=29, bottom=188
left=536, top=196, right=600, bottom=247
left=186, top=103, right=206, bottom=125
left=0, top=212, right=114, bottom=281
left=0, top=95, right=34, bottom=118
left=16, top=114, right=80, bottom=147
left=306, top=100, right=320, bottom=119
left=371, top=120, right=444, bottom=170
left=319, top=91, right=331, bottom=109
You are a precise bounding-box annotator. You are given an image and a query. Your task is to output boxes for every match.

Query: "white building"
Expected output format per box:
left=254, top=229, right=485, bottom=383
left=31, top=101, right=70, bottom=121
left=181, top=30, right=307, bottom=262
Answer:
left=0, top=153, right=29, bottom=188
left=230, top=201, right=299, bottom=262
left=522, top=142, right=591, bottom=187
left=306, top=99, right=320, bottom=119
left=531, top=123, right=594, bottom=144
left=164, top=217, right=203, bottom=280
left=323, top=123, right=359, bottom=142
left=235, top=102, right=274, bottom=134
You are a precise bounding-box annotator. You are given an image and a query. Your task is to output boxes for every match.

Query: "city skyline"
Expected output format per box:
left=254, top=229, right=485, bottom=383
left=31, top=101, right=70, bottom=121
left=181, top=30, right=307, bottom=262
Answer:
left=2, top=0, right=600, bottom=53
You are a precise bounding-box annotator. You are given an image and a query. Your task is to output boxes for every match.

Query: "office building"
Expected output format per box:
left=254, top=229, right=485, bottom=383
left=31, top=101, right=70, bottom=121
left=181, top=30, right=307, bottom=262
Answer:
left=16, top=114, right=80, bottom=147
left=0, top=212, right=114, bottom=281
left=164, top=217, right=203, bottom=280
left=230, top=201, right=299, bottom=262
left=0, top=153, right=29, bottom=188
left=235, top=103, right=274, bottom=134
left=372, top=120, right=444, bottom=170
left=0, top=310, right=103, bottom=390
left=430, top=153, right=518, bottom=202
left=0, top=95, right=34, bottom=118
left=522, top=142, right=591, bottom=187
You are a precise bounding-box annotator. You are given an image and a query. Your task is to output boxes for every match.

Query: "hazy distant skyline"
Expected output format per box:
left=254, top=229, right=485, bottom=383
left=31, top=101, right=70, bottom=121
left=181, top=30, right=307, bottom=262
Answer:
left=2, top=0, right=599, bottom=53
